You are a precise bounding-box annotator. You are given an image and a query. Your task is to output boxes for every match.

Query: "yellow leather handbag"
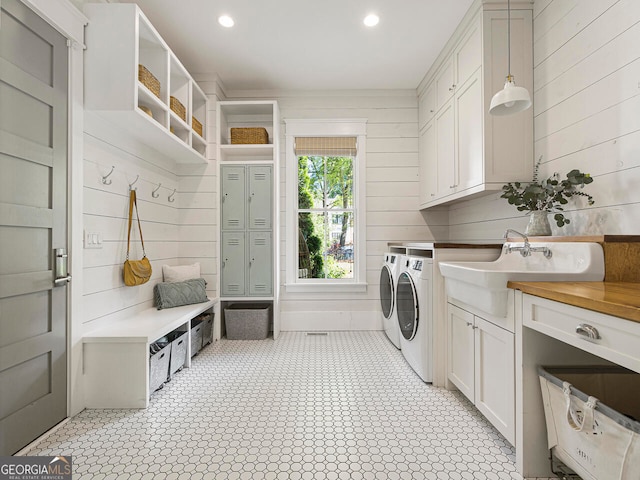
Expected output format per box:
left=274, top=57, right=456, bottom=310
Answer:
left=123, top=189, right=152, bottom=286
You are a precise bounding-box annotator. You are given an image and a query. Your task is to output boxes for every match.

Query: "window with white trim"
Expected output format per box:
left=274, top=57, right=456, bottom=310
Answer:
left=285, top=119, right=367, bottom=293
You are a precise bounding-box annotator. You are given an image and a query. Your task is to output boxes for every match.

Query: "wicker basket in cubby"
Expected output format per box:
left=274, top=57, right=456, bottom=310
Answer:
left=192, top=116, right=203, bottom=137
left=170, top=96, right=186, bottom=121
left=231, top=127, right=269, bottom=145
left=138, top=64, right=160, bottom=99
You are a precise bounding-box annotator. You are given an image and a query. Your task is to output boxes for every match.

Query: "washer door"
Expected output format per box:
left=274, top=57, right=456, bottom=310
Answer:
left=379, top=264, right=394, bottom=319
left=396, top=271, right=418, bottom=340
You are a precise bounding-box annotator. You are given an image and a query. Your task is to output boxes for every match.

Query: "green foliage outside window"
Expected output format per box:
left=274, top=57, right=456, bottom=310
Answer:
left=298, top=155, right=354, bottom=279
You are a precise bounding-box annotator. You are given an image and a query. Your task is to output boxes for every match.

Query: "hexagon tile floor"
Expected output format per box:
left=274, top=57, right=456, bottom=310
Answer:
left=24, top=331, right=554, bottom=480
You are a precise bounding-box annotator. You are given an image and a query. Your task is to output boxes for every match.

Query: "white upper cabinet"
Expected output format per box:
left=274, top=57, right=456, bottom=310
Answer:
left=83, top=4, right=207, bottom=164
left=418, top=84, right=436, bottom=130
left=435, top=59, right=455, bottom=113
left=417, top=2, right=533, bottom=208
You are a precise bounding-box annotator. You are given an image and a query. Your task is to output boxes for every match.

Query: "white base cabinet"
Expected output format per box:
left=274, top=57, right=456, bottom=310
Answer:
left=418, top=2, right=533, bottom=208
left=448, top=302, right=515, bottom=445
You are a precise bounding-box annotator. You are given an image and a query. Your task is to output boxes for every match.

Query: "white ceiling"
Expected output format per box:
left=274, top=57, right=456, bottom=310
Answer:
left=119, top=0, right=475, bottom=91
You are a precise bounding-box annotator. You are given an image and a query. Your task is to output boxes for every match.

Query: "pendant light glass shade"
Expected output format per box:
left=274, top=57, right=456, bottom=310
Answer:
left=489, top=75, right=531, bottom=115
left=489, top=0, right=531, bottom=116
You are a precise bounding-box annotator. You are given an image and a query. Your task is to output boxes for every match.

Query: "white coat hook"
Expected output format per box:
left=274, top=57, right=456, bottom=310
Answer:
left=102, top=165, right=115, bottom=185
left=168, top=189, right=176, bottom=203
left=152, top=183, right=162, bottom=198
left=129, top=175, right=139, bottom=191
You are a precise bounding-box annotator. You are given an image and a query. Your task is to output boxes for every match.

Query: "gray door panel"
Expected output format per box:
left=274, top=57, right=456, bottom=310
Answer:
left=248, top=166, right=272, bottom=229
left=221, top=232, right=246, bottom=296
left=0, top=0, right=68, bottom=455
left=221, top=165, right=245, bottom=230
left=249, top=232, right=272, bottom=296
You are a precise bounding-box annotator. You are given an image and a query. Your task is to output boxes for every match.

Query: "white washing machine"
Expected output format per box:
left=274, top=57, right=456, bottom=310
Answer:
left=396, top=255, right=433, bottom=382
left=379, top=252, right=402, bottom=348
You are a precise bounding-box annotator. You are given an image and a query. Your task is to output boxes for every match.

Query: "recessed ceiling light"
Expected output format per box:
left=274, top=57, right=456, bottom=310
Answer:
left=363, top=14, right=379, bottom=27
left=218, top=15, right=234, bottom=28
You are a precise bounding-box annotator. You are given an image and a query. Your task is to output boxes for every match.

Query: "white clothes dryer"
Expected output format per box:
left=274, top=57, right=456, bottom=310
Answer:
left=396, top=255, right=433, bottom=382
left=379, top=252, right=402, bottom=349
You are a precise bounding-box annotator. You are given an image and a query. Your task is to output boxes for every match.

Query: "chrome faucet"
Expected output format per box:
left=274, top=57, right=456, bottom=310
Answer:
left=503, top=229, right=552, bottom=258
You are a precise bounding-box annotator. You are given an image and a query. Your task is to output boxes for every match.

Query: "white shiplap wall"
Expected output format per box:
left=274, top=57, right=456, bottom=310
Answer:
left=265, top=91, right=447, bottom=330
left=81, top=102, right=217, bottom=331
left=449, top=0, right=640, bottom=241
left=177, top=89, right=219, bottom=298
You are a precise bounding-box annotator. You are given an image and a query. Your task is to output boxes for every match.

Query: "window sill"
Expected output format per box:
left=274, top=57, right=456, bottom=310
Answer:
left=284, top=282, right=368, bottom=294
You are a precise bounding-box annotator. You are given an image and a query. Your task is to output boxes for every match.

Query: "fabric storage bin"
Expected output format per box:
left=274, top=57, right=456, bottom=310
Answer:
left=199, top=313, right=214, bottom=347
left=224, top=303, right=270, bottom=340
left=167, top=330, right=188, bottom=379
left=190, top=319, right=203, bottom=357
left=538, top=366, right=640, bottom=480
left=149, top=340, right=171, bottom=395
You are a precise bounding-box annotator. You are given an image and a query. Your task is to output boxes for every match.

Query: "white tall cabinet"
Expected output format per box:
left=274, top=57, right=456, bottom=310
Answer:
left=216, top=101, right=280, bottom=338
left=418, top=1, right=533, bottom=208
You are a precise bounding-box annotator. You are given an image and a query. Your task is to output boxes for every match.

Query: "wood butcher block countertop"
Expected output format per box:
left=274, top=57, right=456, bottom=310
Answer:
left=507, top=281, right=640, bottom=323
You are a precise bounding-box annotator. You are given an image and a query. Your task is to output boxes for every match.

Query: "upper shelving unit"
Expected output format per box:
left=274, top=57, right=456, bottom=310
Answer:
left=217, top=101, right=278, bottom=162
left=84, top=3, right=208, bottom=164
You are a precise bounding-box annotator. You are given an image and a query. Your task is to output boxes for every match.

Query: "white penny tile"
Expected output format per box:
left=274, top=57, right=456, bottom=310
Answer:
left=24, top=332, right=554, bottom=479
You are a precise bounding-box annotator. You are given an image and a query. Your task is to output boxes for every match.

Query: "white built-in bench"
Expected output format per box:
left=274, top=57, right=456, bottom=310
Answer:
left=83, top=299, right=217, bottom=408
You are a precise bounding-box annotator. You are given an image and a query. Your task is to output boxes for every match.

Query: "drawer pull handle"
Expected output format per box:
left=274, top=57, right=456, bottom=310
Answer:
left=576, top=324, right=600, bottom=340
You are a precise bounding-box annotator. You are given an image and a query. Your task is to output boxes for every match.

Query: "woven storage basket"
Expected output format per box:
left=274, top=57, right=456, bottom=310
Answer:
left=170, top=96, right=186, bottom=121
left=138, top=105, right=153, bottom=118
left=138, top=64, right=160, bottom=99
left=231, top=127, right=269, bottom=145
left=192, top=116, right=203, bottom=137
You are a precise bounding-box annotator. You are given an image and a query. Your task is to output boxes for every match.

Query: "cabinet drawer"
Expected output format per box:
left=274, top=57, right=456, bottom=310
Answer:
left=523, top=295, right=640, bottom=373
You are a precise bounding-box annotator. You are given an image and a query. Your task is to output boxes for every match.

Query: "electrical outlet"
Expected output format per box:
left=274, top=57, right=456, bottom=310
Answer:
left=84, top=230, right=103, bottom=249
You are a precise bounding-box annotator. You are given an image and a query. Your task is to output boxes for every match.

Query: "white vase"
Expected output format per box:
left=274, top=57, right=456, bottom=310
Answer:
left=525, top=211, right=552, bottom=236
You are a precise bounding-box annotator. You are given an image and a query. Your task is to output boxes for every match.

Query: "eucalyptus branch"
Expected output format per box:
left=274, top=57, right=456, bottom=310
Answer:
left=500, top=158, right=595, bottom=228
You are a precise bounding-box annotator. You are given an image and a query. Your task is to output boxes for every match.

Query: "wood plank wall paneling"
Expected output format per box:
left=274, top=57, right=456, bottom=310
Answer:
left=177, top=94, right=218, bottom=299
left=448, top=0, right=640, bottom=242
left=273, top=92, right=437, bottom=323
left=81, top=95, right=218, bottom=328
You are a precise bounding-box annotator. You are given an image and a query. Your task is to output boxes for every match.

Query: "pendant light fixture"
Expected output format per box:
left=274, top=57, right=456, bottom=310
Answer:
left=489, top=0, right=531, bottom=116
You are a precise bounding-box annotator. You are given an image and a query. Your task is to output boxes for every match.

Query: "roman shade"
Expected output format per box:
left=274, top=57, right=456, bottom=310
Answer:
left=294, top=137, right=357, bottom=156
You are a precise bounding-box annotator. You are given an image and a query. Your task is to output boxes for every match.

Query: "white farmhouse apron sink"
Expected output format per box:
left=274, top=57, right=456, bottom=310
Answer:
left=439, top=242, right=605, bottom=317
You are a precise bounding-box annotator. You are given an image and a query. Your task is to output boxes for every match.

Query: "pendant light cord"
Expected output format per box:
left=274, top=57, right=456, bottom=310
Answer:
left=507, top=0, right=512, bottom=80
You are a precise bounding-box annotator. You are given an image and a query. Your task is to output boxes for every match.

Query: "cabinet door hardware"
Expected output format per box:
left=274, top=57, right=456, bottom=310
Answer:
left=575, top=323, right=601, bottom=340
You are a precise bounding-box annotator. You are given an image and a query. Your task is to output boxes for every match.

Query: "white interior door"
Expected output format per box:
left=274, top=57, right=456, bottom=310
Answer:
left=0, top=0, right=69, bottom=455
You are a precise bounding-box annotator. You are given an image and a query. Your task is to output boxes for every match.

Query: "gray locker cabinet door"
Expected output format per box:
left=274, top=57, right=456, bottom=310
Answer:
left=221, top=165, right=246, bottom=230
left=249, top=231, right=273, bottom=296
left=248, top=165, right=272, bottom=230
left=221, top=232, right=246, bottom=296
